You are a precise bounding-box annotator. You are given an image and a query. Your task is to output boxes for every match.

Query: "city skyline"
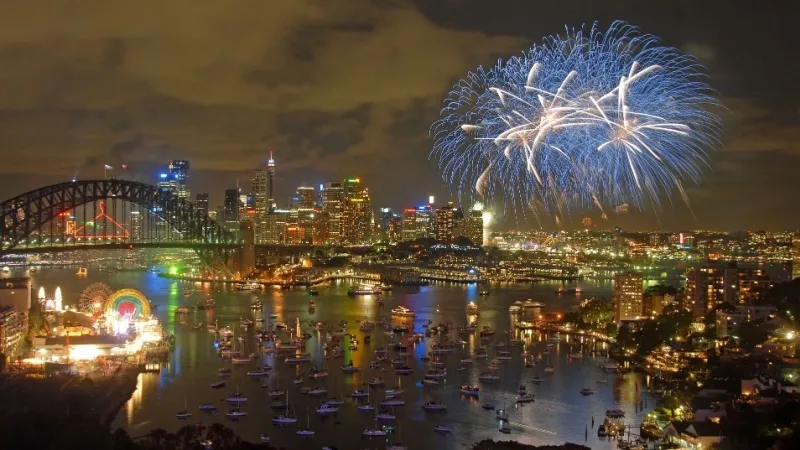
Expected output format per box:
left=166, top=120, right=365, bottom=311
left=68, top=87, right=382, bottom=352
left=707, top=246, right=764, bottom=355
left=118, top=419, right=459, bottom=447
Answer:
left=0, top=1, right=798, bottom=230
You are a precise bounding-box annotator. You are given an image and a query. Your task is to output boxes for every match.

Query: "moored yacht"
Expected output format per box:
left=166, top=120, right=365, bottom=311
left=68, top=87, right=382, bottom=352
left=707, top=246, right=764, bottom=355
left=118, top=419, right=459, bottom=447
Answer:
left=390, top=306, right=415, bottom=318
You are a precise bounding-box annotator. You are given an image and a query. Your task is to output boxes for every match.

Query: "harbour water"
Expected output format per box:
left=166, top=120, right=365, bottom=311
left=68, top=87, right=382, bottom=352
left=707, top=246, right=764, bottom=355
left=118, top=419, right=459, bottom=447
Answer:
left=31, top=268, right=655, bottom=450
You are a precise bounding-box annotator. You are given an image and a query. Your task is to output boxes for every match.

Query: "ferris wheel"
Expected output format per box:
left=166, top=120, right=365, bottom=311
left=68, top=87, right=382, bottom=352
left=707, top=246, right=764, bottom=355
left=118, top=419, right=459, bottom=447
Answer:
left=79, top=282, right=114, bottom=316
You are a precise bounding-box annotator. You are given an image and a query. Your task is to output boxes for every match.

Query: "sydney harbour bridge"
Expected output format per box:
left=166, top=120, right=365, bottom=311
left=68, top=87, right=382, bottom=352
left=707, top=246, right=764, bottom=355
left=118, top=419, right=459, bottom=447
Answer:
left=0, top=179, right=329, bottom=275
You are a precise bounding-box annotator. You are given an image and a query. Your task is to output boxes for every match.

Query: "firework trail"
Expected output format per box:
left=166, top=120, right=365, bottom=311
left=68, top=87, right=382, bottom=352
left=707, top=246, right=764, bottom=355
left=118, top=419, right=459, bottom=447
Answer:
left=431, top=21, right=721, bottom=216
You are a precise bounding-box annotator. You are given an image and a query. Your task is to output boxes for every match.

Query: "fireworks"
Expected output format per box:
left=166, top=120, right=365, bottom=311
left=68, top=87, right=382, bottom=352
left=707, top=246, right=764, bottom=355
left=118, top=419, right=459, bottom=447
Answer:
left=431, top=21, right=721, bottom=217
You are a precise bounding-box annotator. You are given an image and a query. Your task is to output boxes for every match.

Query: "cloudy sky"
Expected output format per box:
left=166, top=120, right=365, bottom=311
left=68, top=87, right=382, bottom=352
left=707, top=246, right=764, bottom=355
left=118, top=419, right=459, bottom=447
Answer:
left=0, top=0, right=797, bottom=230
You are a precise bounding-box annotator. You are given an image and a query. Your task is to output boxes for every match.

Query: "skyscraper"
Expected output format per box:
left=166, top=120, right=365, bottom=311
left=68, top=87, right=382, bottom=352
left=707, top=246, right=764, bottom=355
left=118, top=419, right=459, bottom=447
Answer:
left=614, top=271, right=643, bottom=322
left=414, top=205, right=434, bottom=240
left=296, top=186, right=316, bottom=243
left=401, top=208, right=417, bottom=242
left=195, top=193, right=209, bottom=216
left=434, top=202, right=456, bottom=243
left=169, top=160, right=191, bottom=199
left=322, top=181, right=344, bottom=244
left=251, top=168, right=269, bottom=243
left=464, top=204, right=484, bottom=246
left=267, top=152, right=276, bottom=204
left=341, top=178, right=371, bottom=245
left=223, top=188, right=240, bottom=233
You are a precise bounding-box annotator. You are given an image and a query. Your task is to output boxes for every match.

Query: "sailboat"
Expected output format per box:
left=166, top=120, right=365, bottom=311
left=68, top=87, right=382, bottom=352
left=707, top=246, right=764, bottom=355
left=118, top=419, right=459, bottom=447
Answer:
left=361, top=407, right=387, bottom=437
left=267, top=376, right=285, bottom=397
left=358, top=387, right=375, bottom=413
left=176, top=396, right=192, bottom=419
left=386, top=424, right=408, bottom=450
left=272, top=391, right=298, bottom=425
left=231, top=327, right=251, bottom=364
left=296, top=407, right=315, bottom=437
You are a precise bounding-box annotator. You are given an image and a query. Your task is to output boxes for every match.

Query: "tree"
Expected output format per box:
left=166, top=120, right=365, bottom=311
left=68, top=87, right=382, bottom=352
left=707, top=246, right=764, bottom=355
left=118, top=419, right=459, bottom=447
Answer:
left=737, top=321, right=770, bottom=351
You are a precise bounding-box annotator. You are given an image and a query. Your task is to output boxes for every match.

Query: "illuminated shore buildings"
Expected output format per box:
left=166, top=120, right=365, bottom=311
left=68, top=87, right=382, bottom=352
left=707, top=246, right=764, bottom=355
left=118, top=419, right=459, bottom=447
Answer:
left=30, top=287, right=167, bottom=364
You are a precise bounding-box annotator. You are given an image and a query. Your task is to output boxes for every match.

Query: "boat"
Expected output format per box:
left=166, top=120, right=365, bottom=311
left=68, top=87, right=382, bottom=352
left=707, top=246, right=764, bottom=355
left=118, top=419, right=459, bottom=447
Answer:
left=272, top=392, right=298, bottom=425
left=544, top=366, right=555, bottom=374
left=361, top=428, right=387, bottom=437
left=596, top=379, right=609, bottom=384
left=225, top=409, right=247, bottom=419
left=231, top=357, right=251, bottom=365
left=376, top=412, right=395, bottom=420
left=76, top=267, right=88, bottom=276
left=516, top=393, right=535, bottom=403
left=293, top=376, right=304, bottom=385
left=198, top=403, right=217, bottom=412
left=481, top=403, right=495, bottom=410
left=496, top=409, right=509, bottom=421
left=308, top=300, right=316, bottom=311
left=296, top=407, right=315, bottom=437
left=499, top=425, right=512, bottom=434
left=308, top=288, right=319, bottom=296
left=324, top=398, right=345, bottom=406
left=358, top=402, right=375, bottom=412
left=422, top=377, right=439, bottom=385
left=460, top=385, right=480, bottom=396
left=246, top=369, right=269, bottom=377
left=569, top=353, right=584, bottom=359
left=467, top=302, right=479, bottom=314
left=367, top=377, right=385, bottom=387
left=307, top=387, right=327, bottom=396
left=236, top=281, right=261, bottom=290
left=422, top=401, right=447, bottom=411
left=380, top=399, right=404, bottom=407
left=316, top=403, right=339, bottom=415
left=310, top=369, right=329, bottom=379
left=351, top=389, right=369, bottom=399
left=348, top=284, right=382, bottom=296
left=210, top=380, right=226, bottom=388
left=508, top=304, right=522, bottom=314
left=531, top=376, right=545, bottom=384
left=597, top=425, right=607, bottom=437
left=479, top=326, right=495, bottom=337
left=496, top=351, right=512, bottom=361
left=478, top=289, right=489, bottom=296
left=225, top=395, right=247, bottom=404
left=394, top=366, right=413, bottom=375
left=176, top=397, right=192, bottom=419
left=342, top=362, right=360, bottom=374
left=390, top=306, right=415, bottom=318
left=434, top=425, right=453, bottom=433
left=359, top=321, right=375, bottom=332
left=285, top=354, right=311, bottom=364
left=478, top=372, right=500, bottom=382
left=580, top=388, right=595, bottom=396
left=259, top=434, right=270, bottom=443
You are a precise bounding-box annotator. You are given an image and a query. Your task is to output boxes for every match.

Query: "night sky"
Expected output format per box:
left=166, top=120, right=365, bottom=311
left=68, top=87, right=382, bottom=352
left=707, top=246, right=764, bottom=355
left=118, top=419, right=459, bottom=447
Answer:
left=0, top=1, right=797, bottom=231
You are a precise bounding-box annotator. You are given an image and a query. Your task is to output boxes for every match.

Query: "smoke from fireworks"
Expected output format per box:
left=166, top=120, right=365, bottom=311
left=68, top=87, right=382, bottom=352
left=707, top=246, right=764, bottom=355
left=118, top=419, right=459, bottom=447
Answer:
left=431, top=21, right=721, bottom=217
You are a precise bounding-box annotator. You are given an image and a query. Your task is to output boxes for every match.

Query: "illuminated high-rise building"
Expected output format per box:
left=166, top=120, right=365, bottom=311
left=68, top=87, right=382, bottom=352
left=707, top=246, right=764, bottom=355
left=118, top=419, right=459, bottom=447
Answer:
left=265, top=208, right=289, bottom=244
left=401, top=208, right=417, bottom=242
left=130, top=210, right=142, bottom=240
left=251, top=168, right=269, bottom=243
left=464, top=204, right=484, bottom=246
left=223, top=188, right=240, bottom=234
left=341, top=178, right=371, bottom=245
left=195, top=193, right=209, bottom=216
left=267, top=152, right=276, bottom=204
left=168, top=160, right=191, bottom=199
left=414, top=205, right=434, bottom=239
left=322, top=181, right=344, bottom=244
left=295, top=186, right=316, bottom=244
left=793, top=233, right=800, bottom=280
left=685, top=263, right=775, bottom=318
left=614, top=271, right=643, bottom=322
left=434, top=202, right=456, bottom=243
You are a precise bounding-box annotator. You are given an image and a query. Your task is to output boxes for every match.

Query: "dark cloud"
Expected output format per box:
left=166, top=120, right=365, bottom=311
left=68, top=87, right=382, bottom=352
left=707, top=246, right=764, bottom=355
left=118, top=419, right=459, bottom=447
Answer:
left=0, top=0, right=797, bottom=230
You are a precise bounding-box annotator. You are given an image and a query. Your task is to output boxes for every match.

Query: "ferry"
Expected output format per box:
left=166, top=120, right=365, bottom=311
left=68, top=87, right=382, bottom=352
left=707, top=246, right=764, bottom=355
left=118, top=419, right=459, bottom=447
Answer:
left=460, top=385, right=480, bottom=396
left=236, top=281, right=261, bottom=291
left=76, top=267, right=88, bottom=276
left=390, top=306, right=415, bottom=318
left=523, top=299, right=545, bottom=308
left=347, top=285, right=382, bottom=296
left=466, top=302, right=479, bottom=315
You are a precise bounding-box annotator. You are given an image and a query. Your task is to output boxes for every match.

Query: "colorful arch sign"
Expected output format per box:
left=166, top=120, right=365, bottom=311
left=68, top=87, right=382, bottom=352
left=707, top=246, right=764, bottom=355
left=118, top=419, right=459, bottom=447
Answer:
left=104, top=288, right=151, bottom=320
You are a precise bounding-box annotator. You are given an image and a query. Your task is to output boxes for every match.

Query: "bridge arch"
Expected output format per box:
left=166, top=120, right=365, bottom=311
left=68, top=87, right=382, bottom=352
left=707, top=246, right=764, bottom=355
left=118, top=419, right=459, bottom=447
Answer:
left=0, top=179, right=239, bottom=253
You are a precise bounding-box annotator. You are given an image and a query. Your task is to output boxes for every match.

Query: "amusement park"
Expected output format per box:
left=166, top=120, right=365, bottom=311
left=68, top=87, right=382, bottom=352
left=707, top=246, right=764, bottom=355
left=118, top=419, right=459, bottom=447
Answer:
left=22, top=283, right=172, bottom=374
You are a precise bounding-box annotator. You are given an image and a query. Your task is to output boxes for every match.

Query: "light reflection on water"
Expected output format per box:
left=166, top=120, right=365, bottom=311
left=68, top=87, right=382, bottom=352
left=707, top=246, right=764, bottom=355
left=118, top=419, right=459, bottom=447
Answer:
left=31, top=268, right=652, bottom=450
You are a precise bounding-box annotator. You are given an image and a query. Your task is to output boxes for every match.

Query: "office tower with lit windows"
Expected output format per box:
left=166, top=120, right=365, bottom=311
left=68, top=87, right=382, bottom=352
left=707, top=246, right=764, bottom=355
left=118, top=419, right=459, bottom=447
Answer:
left=168, top=160, right=191, bottom=199
left=434, top=202, right=456, bottom=243
left=794, top=233, right=800, bottom=279
left=223, top=188, right=240, bottom=233
left=341, top=178, right=371, bottom=245
left=401, top=208, right=417, bottom=241
left=251, top=168, right=269, bottom=243
left=464, top=204, right=485, bottom=246
left=195, top=193, right=209, bottom=216
left=265, top=208, right=289, bottom=244
left=414, top=205, right=434, bottom=240
left=312, top=211, right=330, bottom=245
left=295, top=186, right=316, bottom=244
left=130, top=210, right=142, bottom=240
left=322, top=181, right=344, bottom=244
left=378, top=208, right=401, bottom=243
left=614, top=271, right=643, bottom=322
